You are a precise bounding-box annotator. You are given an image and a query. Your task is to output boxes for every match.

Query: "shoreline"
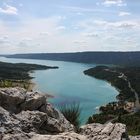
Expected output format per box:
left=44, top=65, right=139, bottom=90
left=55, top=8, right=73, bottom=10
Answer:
left=84, top=66, right=140, bottom=135
left=27, top=80, right=36, bottom=91
left=94, top=79, right=121, bottom=114
left=103, top=80, right=121, bottom=101
left=29, top=78, right=54, bottom=98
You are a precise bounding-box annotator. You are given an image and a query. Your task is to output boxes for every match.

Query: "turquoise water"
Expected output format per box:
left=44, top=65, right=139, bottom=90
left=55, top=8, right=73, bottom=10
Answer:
left=0, top=57, right=118, bottom=123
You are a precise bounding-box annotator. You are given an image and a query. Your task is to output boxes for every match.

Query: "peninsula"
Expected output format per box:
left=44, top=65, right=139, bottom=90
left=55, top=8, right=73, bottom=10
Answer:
left=0, top=61, right=58, bottom=89
left=84, top=66, right=140, bottom=135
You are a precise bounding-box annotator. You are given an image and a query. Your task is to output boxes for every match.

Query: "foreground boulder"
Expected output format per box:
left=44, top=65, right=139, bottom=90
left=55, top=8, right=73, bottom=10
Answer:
left=0, top=87, right=130, bottom=140
left=80, top=123, right=128, bottom=140
left=0, top=87, right=26, bottom=112
left=0, top=87, right=46, bottom=113
left=0, top=87, right=74, bottom=135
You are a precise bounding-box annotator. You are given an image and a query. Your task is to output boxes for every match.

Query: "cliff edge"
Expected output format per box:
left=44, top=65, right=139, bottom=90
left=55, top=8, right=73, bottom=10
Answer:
left=0, top=87, right=137, bottom=140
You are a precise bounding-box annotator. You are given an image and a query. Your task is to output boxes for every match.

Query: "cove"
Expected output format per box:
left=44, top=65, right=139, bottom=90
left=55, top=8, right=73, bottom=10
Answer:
left=0, top=57, right=118, bottom=124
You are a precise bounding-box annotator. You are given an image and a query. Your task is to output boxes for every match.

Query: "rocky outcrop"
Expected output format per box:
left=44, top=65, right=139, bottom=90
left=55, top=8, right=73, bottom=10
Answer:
left=0, top=87, right=74, bottom=135
left=30, top=123, right=129, bottom=140
left=80, top=123, right=128, bottom=140
left=1, top=122, right=128, bottom=140
left=0, top=87, right=47, bottom=113
left=0, top=87, right=130, bottom=140
left=0, top=87, right=26, bottom=113
left=2, top=132, right=86, bottom=140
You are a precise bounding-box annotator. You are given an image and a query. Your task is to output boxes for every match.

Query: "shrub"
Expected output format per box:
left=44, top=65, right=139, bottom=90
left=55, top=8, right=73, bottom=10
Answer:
left=59, top=103, right=81, bottom=131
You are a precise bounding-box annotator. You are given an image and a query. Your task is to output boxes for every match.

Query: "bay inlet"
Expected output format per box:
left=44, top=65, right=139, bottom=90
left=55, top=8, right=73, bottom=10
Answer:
left=0, top=57, right=118, bottom=124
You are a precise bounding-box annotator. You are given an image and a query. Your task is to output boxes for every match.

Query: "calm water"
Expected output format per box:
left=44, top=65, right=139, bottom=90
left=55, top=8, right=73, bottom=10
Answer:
left=0, top=57, right=118, bottom=124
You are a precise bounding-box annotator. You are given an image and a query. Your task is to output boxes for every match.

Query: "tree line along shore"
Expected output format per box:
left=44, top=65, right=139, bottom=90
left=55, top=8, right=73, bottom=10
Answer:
left=0, top=61, right=58, bottom=90
left=84, top=65, right=140, bottom=135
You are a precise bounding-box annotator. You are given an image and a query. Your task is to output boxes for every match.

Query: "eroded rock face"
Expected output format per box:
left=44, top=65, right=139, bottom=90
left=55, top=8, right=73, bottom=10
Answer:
left=0, top=87, right=47, bottom=113
left=2, top=132, right=86, bottom=140
left=20, top=91, right=47, bottom=111
left=0, top=106, right=20, bottom=134
left=0, top=87, right=26, bottom=112
left=15, top=110, right=48, bottom=133
left=0, top=87, right=74, bottom=135
left=1, top=123, right=129, bottom=140
left=0, top=87, right=130, bottom=140
left=31, top=132, right=87, bottom=140
left=80, top=123, right=128, bottom=140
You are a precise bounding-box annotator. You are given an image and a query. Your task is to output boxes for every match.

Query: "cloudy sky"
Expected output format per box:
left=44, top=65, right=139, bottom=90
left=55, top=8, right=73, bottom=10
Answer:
left=0, top=0, right=140, bottom=54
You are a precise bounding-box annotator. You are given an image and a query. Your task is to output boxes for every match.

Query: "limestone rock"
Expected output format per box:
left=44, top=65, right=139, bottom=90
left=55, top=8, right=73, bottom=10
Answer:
left=15, top=110, right=48, bottom=133
left=44, top=103, right=74, bottom=132
left=0, top=87, right=26, bottom=112
left=44, top=103, right=59, bottom=118
left=20, top=91, right=46, bottom=111
left=2, top=133, right=32, bottom=140
left=0, top=88, right=47, bottom=113
left=0, top=87, right=74, bottom=135
left=15, top=110, right=74, bottom=134
left=80, top=123, right=128, bottom=140
left=2, top=122, right=129, bottom=140
left=0, top=106, right=20, bottom=134
left=0, top=106, right=129, bottom=140
left=31, top=132, right=87, bottom=140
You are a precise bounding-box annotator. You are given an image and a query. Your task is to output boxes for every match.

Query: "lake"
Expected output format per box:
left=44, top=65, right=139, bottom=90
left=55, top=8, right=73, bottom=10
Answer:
left=0, top=57, right=118, bottom=124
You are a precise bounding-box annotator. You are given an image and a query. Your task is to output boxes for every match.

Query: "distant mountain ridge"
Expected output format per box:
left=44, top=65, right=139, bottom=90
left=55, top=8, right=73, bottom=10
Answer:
left=5, top=51, right=140, bottom=66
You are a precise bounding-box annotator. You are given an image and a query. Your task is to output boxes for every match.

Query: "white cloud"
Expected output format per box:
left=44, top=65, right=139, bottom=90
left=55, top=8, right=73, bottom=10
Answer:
left=59, top=5, right=109, bottom=13
left=40, top=32, right=50, bottom=36
left=0, top=36, right=10, bottom=44
left=83, top=33, right=98, bottom=37
left=102, top=0, right=126, bottom=7
left=56, top=26, right=66, bottom=30
left=18, top=42, right=29, bottom=47
left=22, top=38, right=32, bottom=42
left=84, top=20, right=140, bottom=29
left=0, top=4, right=18, bottom=15
left=0, top=16, right=76, bottom=53
left=104, top=20, right=139, bottom=29
left=0, top=13, right=140, bottom=53
left=119, top=12, right=131, bottom=16
left=73, top=41, right=87, bottom=44
left=78, top=19, right=140, bottom=30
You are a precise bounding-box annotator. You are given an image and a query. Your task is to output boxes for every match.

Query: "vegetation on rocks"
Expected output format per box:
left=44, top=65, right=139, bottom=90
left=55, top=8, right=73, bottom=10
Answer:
left=84, top=65, right=140, bottom=135
left=84, top=66, right=140, bottom=101
left=114, top=112, right=140, bottom=136
left=59, top=103, right=81, bottom=131
left=0, top=61, right=58, bottom=80
left=0, top=61, right=58, bottom=89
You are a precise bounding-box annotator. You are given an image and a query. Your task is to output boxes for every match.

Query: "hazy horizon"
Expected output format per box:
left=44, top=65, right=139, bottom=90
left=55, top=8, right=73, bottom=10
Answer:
left=1, top=51, right=140, bottom=56
left=0, top=0, right=140, bottom=54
